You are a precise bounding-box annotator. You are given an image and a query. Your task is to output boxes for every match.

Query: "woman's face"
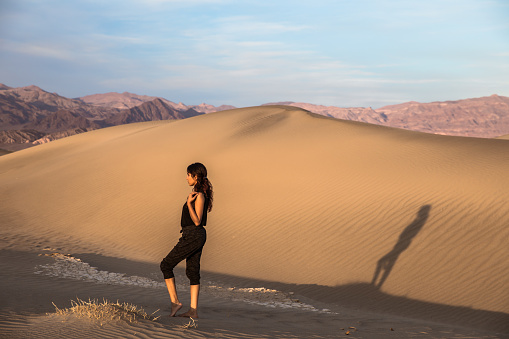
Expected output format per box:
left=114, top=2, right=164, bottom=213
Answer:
left=186, top=172, right=197, bottom=186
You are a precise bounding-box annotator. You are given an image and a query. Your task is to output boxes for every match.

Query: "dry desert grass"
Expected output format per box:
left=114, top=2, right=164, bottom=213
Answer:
left=51, top=298, right=159, bottom=325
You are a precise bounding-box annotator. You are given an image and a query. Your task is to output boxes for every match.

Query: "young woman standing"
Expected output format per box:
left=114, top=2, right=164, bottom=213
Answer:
left=160, top=162, right=213, bottom=318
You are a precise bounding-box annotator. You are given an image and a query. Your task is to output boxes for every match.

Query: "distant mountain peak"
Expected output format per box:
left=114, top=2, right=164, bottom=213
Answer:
left=21, top=85, right=46, bottom=92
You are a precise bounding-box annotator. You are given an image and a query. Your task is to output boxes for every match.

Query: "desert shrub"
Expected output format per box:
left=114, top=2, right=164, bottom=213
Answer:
left=52, top=298, right=159, bottom=325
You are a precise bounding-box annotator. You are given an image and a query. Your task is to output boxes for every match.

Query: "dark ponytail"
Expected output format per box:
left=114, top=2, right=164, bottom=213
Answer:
left=187, top=162, right=213, bottom=212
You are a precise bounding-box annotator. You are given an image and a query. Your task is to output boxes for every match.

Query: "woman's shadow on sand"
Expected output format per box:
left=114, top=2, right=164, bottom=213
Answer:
left=204, top=203, right=509, bottom=333
left=371, top=204, right=431, bottom=289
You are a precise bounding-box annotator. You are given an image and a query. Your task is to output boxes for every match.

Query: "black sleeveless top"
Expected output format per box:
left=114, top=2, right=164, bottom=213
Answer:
left=181, top=197, right=209, bottom=227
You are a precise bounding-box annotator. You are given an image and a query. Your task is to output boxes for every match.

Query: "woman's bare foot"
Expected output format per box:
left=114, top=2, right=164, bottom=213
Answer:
left=178, top=307, right=198, bottom=318
left=170, top=302, right=183, bottom=317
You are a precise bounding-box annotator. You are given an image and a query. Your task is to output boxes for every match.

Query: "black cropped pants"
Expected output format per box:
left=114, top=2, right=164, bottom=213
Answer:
left=160, top=226, right=206, bottom=285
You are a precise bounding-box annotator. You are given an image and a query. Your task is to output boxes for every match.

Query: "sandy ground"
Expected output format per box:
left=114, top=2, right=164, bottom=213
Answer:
left=0, top=249, right=505, bottom=338
left=1, top=105, right=508, bottom=338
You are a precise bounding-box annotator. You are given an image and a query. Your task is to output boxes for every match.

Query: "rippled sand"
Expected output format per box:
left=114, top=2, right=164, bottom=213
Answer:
left=1, top=105, right=508, bottom=337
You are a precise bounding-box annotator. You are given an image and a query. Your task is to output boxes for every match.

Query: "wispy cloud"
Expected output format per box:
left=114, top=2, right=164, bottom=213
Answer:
left=133, top=0, right=227, bottom=4
left=213, top=15, right=309, bottom=34
left=1, top=40, right=74, bottom=61
left=90, top=34, right=147, bottom=45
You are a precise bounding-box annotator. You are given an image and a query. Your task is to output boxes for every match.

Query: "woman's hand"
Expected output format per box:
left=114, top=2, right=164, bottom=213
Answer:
left=187, top=192, right=198, bottom=205
left=187, top=192, right=205, bottom=226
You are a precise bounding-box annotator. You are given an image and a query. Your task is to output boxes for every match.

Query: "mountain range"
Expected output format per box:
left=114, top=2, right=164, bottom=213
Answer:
left=267, top=95, right=509, bottom=137
left=1, top=83, right=508, bottom=152
left=0, top=84, right=234, bottom=152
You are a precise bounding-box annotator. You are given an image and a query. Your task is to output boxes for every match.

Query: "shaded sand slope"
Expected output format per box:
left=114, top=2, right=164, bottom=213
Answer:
left=1, top=106, right=508, bottom=320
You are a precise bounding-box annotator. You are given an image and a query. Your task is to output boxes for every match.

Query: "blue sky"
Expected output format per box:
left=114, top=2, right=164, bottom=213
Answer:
left=1, top=0, right=508, bottom=108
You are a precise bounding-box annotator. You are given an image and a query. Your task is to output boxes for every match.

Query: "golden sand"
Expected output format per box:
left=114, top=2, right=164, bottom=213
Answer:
left=1, top=106, right=508, bottom=336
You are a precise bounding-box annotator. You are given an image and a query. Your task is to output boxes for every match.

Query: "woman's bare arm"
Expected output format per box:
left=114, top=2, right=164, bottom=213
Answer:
left=187, top=192, right=205, bottom=226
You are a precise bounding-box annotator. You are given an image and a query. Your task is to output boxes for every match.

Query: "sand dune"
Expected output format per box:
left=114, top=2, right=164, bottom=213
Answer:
left=1, top=105, right=508, bottom=335
left=0, top=148, right=11, bottom=156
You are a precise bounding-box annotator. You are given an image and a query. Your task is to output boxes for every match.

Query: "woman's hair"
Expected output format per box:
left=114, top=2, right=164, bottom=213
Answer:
left=187, top=162, right=213, bottom=212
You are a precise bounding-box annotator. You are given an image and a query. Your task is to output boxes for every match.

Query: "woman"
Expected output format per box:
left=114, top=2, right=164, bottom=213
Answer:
left=160, top=162, right=213, bottom=318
